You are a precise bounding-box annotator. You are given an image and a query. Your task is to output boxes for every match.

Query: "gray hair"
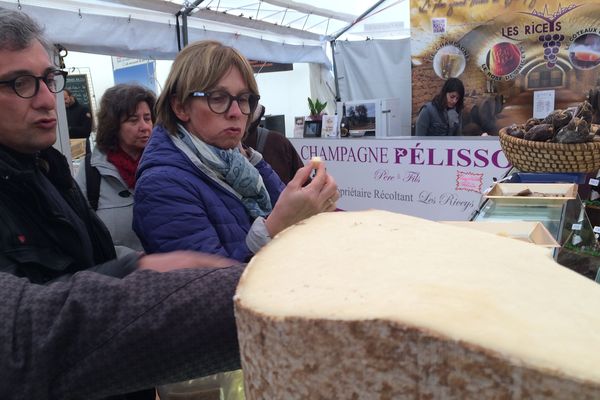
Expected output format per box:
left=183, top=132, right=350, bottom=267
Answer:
left=0, top=7, right=49, bottom=51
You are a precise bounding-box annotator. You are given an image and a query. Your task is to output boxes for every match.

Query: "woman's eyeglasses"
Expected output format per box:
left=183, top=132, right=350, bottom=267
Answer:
left=190, top=90, right=260, bottom=115
left=0, top=69, right=68, bottom=99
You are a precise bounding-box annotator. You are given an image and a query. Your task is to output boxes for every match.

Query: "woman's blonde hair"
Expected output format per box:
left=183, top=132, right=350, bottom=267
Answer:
left=156, top=40, right=259, bottom=134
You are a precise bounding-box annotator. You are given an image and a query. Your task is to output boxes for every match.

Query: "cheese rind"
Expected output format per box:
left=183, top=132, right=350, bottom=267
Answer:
left=234, top=210, right=600, bottom=399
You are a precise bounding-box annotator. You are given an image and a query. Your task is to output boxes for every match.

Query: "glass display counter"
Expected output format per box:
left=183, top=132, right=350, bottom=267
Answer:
left=471, top=197, right=580, bottom=246
left=470, top=181, right=600, bottom=281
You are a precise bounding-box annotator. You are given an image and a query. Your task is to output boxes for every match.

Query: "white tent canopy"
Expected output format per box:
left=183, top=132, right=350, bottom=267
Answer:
left=0, top=0, right=407, bottom=66
left=0, top=0, right=410, bottom=150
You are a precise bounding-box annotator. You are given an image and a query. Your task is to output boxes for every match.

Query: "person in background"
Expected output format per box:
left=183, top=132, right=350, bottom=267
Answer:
left=415, top=77, right=465, bottom=136
left=133, top=40, right=339, bottom=263
left=243, top=103, right=304, bottom=184
left=76, top=84, right=155, bottom=252
left=64, top=87, right=93, bottom=153
left=0, top=8, right=245, bottom=399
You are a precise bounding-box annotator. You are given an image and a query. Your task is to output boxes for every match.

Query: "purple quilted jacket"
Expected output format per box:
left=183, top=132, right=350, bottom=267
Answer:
left=133, top=125, right=284, bottom=262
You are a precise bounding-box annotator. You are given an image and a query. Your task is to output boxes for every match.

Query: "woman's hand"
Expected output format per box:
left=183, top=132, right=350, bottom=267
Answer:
left=138, top=251, right=239, bottom=272
left=264, top=160, right=339, bottom=237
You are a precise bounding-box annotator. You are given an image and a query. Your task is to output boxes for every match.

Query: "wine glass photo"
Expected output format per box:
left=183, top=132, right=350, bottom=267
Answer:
left=568, top=33, right=600, bottom=70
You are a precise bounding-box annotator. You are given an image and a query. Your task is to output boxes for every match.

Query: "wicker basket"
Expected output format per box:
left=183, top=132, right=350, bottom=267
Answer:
left=498, top=128, right=600, bottom=173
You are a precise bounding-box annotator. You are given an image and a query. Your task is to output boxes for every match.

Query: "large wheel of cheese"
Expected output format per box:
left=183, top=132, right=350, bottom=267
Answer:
left=235, top=210, right=600, bottom=399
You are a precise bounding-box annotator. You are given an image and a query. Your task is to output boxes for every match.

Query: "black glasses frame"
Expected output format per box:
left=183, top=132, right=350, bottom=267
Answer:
left=0, top=69, right=68, bottom=99
left=190, top=90, right=260, bottom=116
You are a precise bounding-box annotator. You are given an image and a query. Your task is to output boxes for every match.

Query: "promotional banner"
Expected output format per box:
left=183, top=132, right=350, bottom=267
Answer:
left=291, top=138, right=511, bottom=221
left=112, top=57, right=157, bottom=93
left=65, top=74, right=92, bottom=112
left=410, top=1, right=600, bottom=135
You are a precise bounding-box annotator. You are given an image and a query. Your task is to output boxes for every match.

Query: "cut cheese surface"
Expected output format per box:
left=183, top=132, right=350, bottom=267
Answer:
left=235, top=210, right=600, bottom=387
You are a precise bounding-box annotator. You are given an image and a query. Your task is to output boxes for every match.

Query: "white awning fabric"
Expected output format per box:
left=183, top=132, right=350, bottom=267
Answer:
left=0, top=0, right=407, bottom=65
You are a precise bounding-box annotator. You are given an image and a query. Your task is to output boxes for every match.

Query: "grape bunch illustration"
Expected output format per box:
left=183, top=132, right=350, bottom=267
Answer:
left=539, top=33, right=564, bottom=68
left=522, top=4, right=579, bottom=69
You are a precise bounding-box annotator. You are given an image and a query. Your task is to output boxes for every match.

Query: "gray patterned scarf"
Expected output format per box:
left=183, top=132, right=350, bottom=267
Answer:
left=178, top=125, right=272, bottom=218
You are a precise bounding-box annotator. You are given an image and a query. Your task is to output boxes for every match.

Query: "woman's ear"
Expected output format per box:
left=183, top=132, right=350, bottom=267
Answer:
left=170, top=95, right=190, bottom=122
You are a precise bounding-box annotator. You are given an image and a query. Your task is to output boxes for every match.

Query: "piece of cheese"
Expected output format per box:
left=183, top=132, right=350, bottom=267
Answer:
left=234, top=210, right=600, bottom=399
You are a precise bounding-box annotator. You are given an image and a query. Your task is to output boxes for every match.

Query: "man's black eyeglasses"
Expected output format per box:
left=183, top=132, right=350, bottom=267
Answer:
left=190, top=90, right=260, bottom=116
left=0, top=69, right=68, bottom=99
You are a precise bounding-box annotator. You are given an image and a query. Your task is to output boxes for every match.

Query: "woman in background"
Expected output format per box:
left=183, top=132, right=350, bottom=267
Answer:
left=133, top=40, right=338, bottom=262
left=76, top=84, right=155, bottom=252
left=243, top=102, right=304, bottom=184
left=415, top=77, right=465, bottom=136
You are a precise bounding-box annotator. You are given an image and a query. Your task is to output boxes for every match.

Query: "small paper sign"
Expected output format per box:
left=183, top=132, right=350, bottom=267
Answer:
left=571, top=223, right=582, bottom=231
left=593, top=226, right=600, bottom=234
left=321, top=115, right=339, bottom=138
left=293, top=116, right=305, bottom=138
left=589, top=178, right=599, bottom=187
left=532, top=90, right=555, bottom=119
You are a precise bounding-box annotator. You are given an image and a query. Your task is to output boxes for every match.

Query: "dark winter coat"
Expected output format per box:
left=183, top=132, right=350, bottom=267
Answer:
left=243, top=126, right=304, bottom=184
left=66, top=98, right=92, bottom=139
left=0, top=144, right=136, bottom=284
left=133, top=125, right=285, bottom=262
left=415, top=102, right=462, bottom=136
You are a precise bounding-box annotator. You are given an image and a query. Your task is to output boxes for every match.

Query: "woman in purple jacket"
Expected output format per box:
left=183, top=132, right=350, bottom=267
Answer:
left=133, top=40, right=338, bottom=262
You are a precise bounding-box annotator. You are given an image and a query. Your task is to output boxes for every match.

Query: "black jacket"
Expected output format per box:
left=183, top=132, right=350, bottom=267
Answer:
left=415, top=102, right=462, bottom=136
left=243, top=109, right=303, bottom=184
left=0, top=144, right=136, bottom=283
left=66, top=98, right=92, bottom=139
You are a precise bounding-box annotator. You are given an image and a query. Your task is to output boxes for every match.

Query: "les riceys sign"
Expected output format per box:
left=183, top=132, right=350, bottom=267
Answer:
left=410, top=0, right=600, bottom=134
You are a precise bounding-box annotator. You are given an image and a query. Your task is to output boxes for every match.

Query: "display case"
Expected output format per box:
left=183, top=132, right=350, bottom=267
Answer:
left=471, top=193, right=580, bottom=246
left=470, top=180, right=600, bottom=281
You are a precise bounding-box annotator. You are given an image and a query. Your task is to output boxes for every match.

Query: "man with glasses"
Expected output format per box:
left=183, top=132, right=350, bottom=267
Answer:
left=0, top=8, right=247, bottom=399
left=0, top=11, right=143, bottom=286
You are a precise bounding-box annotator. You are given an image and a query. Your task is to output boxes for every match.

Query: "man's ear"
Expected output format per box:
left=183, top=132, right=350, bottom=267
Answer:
left=170, top=95, right=190, bottom=122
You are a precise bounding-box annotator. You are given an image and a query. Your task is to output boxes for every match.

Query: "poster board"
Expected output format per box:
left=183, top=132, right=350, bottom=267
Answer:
left=410, top=0, right=600, bottom=135
left=65, top=74, right=92, bottom=112
left=111, top=57, right=157, bottom=93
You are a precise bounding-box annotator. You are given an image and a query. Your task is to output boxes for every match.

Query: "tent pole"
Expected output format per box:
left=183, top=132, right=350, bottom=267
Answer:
left=330, top=40, right=341, bottom=102
left=181, top=0, right=206, bottom=15
left=175, top=12, right=182, bottom=51
left=179, top=0, right=206, bottom=47
left=330, top=0, right=389, bottom=101
left=182, top=13, right=189, bottom=46
left=331, top=0, right=387, bottom=40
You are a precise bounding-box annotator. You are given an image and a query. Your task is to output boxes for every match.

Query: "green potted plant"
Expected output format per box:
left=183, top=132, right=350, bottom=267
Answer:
left=307, top=97, right=327, bottom=121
